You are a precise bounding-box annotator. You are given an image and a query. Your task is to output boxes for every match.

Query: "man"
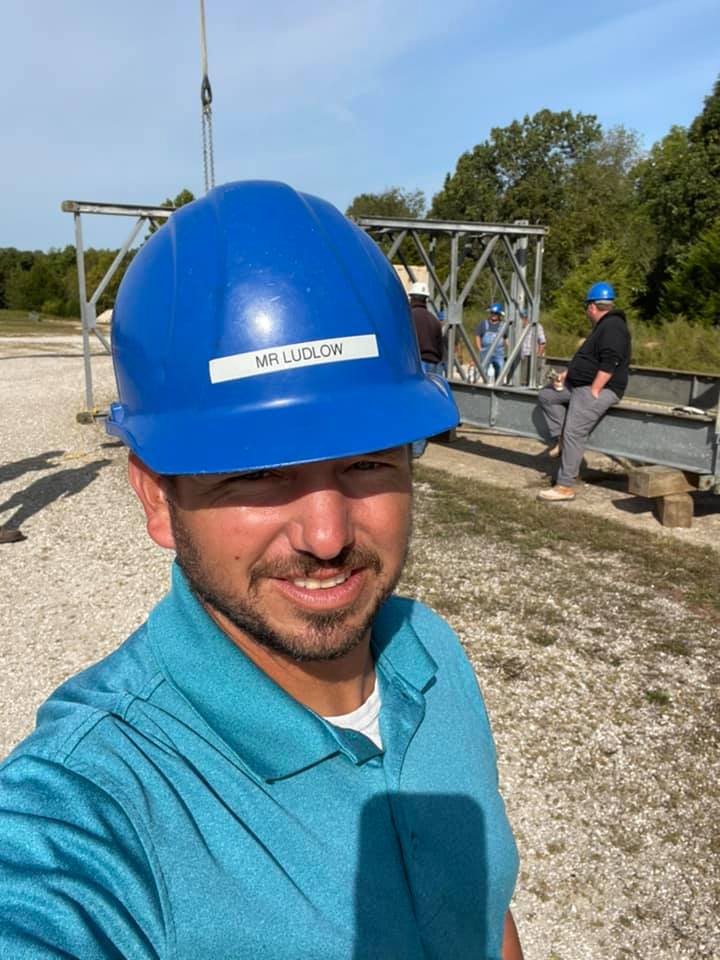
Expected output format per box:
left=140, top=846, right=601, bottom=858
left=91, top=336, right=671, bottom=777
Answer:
left=408, top=280, right=444, bottom=457
left=475, top=303, right=507, bottom=382
left=519, top=308, right=546, bottom=386
left=0, top=182, right=523, bottom=959
left=408, top=280, right=443, bottom=375
left=537, top=282, right=631, bottom=502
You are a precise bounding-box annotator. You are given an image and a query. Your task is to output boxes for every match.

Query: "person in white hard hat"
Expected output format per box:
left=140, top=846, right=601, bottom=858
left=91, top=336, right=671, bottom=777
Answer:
left=408, top=281, right=446, bottom=457
left=408, top=281, right=444, bottom=374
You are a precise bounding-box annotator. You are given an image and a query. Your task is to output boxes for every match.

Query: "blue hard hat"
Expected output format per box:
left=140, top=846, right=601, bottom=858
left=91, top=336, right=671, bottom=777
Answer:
left=585, top=282, right=616, bottom=303
left=488, top=302, right=504, bottom=315
left=106, top=180, right=458, bottom=474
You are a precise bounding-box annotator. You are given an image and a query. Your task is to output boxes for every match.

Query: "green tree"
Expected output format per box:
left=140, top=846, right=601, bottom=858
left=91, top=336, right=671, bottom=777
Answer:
left=689, top=74, right=720, bottom=174
left=432, top=109, right=602, bottom=226
left=431, top=109, right=606, bottom=296
left=551, top=126, right=656, bottom=304
left=5, top=254, right=64, bottom=312
left=660, top=217, right=720, bottom=325
left=634, top=75, right=720, bottom=315
left=0, top=248, right=29, bottom=309
left=82, top=248, right=133, bottom=314
left=147, top=188, right=196, bottom=236
left=431, top=142, right=501, bottom=223
left=549, top=239, right=642, bottom=335
left=346, top=187, right=426, bottom=220
left=634, top=126, right=719, bottom=262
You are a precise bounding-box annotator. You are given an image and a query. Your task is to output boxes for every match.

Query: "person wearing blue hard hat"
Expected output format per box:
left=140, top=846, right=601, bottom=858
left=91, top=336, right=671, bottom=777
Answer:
left=0, top=182, right=523, bottom=959
left=474, top=302, right=508, bottom=383
left=536, top=281, right=630, bottom=502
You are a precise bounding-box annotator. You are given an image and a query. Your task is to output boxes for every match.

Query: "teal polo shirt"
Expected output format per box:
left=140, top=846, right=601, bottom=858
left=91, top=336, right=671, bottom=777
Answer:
left=0, top=565, right=518, bottom=959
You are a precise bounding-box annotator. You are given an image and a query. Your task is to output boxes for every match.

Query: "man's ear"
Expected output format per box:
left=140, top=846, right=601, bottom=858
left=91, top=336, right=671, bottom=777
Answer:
left=127, top=453, right=176, bottom=550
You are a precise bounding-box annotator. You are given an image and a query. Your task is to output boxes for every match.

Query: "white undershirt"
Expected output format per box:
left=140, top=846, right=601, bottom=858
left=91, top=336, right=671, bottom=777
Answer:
left=323, top=682, right=383, bottom=749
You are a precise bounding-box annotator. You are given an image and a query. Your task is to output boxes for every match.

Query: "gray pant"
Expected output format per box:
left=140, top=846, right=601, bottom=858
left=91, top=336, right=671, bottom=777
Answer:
left=537, top=384, right=619, bottom=486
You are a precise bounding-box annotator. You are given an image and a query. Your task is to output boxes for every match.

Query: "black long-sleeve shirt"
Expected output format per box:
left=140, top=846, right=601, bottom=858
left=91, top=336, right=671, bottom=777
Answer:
left=566, top=310, right=631, bottom=398
left=411, top=304, right=443, bottom=364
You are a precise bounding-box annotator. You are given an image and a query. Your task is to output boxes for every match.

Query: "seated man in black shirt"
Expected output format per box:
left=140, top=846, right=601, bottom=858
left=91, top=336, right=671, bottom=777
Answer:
left=537, top=282, right=631, bottom=502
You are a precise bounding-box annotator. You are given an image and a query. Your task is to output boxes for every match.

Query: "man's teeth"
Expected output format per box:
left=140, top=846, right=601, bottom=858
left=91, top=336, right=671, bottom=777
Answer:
left=292, top=572, right=351, bottom=590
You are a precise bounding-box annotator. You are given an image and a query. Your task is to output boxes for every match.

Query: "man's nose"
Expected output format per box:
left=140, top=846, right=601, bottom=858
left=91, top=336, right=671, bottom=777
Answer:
left=287, top=487, right=354, bottom=560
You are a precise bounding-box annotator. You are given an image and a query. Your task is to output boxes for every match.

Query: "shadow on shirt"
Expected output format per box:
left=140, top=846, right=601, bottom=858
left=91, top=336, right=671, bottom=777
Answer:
left=353, top=792, right=491, bottom=959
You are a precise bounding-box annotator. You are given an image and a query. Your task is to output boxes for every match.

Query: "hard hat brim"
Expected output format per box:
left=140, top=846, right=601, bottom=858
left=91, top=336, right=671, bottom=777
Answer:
left=107, top=373, right=459, bottom=475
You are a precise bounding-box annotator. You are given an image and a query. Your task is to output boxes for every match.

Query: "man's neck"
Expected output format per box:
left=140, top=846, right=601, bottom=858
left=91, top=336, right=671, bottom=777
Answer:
left=204, top=605, right=376, bottom=716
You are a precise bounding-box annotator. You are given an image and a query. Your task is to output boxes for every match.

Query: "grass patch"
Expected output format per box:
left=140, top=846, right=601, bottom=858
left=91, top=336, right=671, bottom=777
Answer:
left=413, top=463, right=720, bottom=619
left=0, top=308, right=81, bottom=336
left=543, top=314, right=720, bottom=375
left=529, top=630, right=557, bottom=647
left=655, top=639, right=692, bottom=657
left=643, top=689, right=672, bottom=706
left=457, top=306, right=720, bottom=374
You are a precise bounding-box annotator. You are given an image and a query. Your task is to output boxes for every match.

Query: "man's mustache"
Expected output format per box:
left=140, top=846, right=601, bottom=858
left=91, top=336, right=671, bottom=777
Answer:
left=249, top=545, right=383, bottom=586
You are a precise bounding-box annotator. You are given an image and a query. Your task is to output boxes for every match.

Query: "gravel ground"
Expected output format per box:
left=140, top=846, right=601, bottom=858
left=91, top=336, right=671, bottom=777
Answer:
left=1, top=336, right=719, bottom=959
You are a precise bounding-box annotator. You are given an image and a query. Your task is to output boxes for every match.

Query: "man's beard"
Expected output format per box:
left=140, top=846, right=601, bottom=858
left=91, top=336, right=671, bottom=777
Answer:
left=168, top=501, right=407, bottom=663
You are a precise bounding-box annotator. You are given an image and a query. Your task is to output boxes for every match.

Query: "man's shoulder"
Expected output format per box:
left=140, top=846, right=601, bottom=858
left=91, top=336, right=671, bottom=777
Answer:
left=597, top=310, right=628, bottom=335
left=3, top=621, right=163, bottom=772
left=598, top=311, right=630, bottom=345
left=376, top=597, right=491, bottom=721
left=376, top=595, right=465, bottom=660
left=413, top=306, right=438, bottom=324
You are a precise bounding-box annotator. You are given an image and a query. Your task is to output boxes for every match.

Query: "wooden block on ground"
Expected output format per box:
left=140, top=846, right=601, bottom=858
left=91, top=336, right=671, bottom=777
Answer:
left=657, top=492, right=694, bottom=528
left=430, top=428, right=457, bottom=445
left=628, top=465, right=696, bottom=498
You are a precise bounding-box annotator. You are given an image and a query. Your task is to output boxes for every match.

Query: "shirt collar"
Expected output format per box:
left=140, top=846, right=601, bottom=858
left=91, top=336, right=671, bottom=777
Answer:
left=146, top=564, right=436, bottom=782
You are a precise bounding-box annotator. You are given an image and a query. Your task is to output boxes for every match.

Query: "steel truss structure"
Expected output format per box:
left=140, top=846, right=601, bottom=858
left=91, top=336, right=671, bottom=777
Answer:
left=358, top=215, right=720, bottom=490
left=356, top=215, right=546, bottom=387
left=61, top=200, right=174, bottom=412
left=64, top=203, right=719, bottom=490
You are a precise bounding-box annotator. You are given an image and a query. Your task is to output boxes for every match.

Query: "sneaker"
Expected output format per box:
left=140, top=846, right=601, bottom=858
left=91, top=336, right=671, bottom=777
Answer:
left=548, top=441, right=562, bottom=459
left=0, top=528, right=26, bottom=543
left=537, top=485, right=576, bottom=502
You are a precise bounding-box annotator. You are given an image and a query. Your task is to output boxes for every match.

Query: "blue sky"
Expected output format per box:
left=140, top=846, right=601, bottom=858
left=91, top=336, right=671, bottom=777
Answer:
left=1, top=0, right=718, bottom=250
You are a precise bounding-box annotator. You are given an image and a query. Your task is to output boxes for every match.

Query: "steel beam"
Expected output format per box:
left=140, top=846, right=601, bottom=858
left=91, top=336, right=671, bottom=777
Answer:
left=450, top=382, right=719, bottom=479
left=61, top=200, right=174, bottom=219
left=546, top=359, right=720, bottom=411
left=357, top=215, right=546, bottom=236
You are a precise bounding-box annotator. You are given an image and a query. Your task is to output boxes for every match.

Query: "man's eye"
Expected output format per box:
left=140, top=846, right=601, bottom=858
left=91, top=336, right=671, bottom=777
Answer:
left=224, top=470, right=277, bottom=485
left=350, top=460, right=386, bottom=471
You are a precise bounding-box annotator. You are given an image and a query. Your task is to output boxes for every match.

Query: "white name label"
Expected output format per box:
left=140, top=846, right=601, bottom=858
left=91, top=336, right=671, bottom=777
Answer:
left=209, top=334, right=379, bottom=384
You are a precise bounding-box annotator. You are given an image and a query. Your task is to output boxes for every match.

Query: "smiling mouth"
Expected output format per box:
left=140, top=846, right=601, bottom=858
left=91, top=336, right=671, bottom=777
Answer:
left=291, top=572, right=352, bottom=591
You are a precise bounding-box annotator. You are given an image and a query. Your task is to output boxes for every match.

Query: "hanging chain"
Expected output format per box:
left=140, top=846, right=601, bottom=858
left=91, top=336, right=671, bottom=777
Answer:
left=199, top=0, right=215, bottom=193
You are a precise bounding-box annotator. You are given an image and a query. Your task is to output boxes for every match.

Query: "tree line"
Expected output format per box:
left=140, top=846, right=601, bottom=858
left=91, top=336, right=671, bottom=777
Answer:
left=0, top=191, right=194, bottom=319
left=2, top=80, right=719, bottom=331
left=347, top=75, right=720, bottom=333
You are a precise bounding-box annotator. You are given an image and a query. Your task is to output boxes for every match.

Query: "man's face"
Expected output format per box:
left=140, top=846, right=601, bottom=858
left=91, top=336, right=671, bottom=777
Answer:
left=136, top=448, right=413, bottom=663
